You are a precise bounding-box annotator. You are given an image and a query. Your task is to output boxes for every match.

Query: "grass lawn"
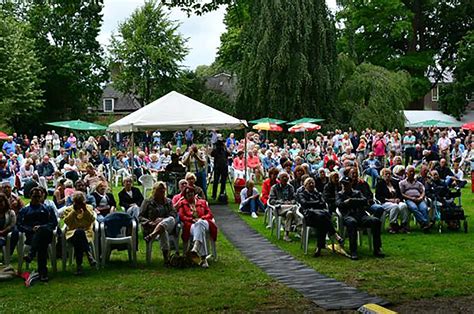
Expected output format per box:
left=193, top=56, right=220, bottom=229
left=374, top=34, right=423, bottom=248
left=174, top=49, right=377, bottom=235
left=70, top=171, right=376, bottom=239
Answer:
left=0, top=185, right=316, bottom=312
left=227, top=181, right=474, bottom=305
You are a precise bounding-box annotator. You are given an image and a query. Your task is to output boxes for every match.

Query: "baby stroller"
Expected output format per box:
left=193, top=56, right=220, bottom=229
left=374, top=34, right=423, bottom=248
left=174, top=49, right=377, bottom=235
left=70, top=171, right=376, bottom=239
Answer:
left=430, top=186, right=468, bottom=233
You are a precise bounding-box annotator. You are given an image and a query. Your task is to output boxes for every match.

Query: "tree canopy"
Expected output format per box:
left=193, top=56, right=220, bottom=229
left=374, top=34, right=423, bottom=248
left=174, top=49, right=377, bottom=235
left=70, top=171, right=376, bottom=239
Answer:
left=335, top=56, right=410, bottom=131
left=337, top=0, right=474, bottom=110
left=26, top=0, right=107, bottom=127
left=0, top=8, right=43, bottom=133
left=109, top=0, right=188, bottom=106
left=237, top=0, right=337, bottom=122
left=439, top=31, right=474, bottom=119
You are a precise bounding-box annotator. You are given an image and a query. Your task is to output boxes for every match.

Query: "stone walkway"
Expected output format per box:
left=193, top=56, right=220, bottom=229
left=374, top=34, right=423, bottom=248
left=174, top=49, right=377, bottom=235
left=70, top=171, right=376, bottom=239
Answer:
left=212, top=205, right=389, bottom=311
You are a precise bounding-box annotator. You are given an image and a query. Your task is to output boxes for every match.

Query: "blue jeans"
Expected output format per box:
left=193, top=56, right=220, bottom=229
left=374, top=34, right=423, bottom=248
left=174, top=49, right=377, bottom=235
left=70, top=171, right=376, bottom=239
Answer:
left=368, top=204, right=384, bottom=219
left=405, top=200, right=429, bottom=225
left=195, top=170, right=207, bottom=198
left=445, top=177, right=467, bottom=188
left=241, top=198, right=265, bottom=214
left=365, top=168, right=380, bottom=188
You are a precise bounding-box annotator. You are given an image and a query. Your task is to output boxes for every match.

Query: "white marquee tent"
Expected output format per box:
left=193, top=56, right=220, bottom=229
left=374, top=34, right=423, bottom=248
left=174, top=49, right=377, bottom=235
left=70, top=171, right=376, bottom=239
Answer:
left=108, top=91, right=247, bottom=132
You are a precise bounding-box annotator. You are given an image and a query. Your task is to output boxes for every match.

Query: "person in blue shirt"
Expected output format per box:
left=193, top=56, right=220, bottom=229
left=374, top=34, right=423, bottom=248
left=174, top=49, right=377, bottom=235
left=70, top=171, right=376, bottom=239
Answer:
left=226, top=133, right=237, bottom=148
left=2, top=136, right=16, bottom=156
left=17, top=187, right=58, bottom=281
left=262, top=150, right=277, bottom=172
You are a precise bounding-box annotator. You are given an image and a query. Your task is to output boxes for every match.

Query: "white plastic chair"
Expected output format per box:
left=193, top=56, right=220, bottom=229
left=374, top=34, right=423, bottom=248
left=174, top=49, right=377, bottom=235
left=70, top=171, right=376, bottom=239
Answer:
left=296, top=207, right=335, bottom=255
left=1, top=232, right=13, bottom=265
left=270, top=203, right=300, bottom=240
left=139, top=174, right=155, bottom=198
left=145, top=231, right=180, bottom=264
left=17, top=230, right=58, bottom=273
left=264, top=204, right=275, bottom=229
left=61, top=221, right=100, bottom=271
left=100, top=220, right=137, bottom=267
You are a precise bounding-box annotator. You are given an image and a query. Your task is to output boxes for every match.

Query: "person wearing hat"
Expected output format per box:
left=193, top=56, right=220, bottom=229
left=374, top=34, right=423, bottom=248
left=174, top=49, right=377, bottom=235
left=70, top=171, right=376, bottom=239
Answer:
left=336, top=175, right=384, bottom=260
left=268, top=172, right=299, bottom=242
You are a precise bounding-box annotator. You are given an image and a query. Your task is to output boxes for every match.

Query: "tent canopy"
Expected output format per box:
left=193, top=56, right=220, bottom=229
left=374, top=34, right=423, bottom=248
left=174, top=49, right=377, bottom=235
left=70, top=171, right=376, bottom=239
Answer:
left=287, top=117, right=325, bottom=125
left=46, top=120, right=107, bottom=131
left=248, top=117, right=287, bottom=124
left=406, top=119, right=457, bottom=128
left=108, top=91, right=247, bottom=132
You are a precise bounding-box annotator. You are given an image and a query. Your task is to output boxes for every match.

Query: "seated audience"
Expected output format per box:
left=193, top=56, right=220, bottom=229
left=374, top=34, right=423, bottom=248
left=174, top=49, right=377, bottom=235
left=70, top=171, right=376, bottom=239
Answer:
left=239, top=180, right=264, bottom=218
left=91, top=181, right=116, bottom=222
left=0, top=193, right=19, bottom=256
left=296, top=177, right=344, bottom=257
left=399, top=166, right=432, bottom=232
left=62, top=192, right=97, bottom=275
left=375, top=168, right=410, bottom=233
left=140, top=181, right=177, bottom=266
left=336, top=176, right=384, bottom=260
left=268, top=172, right=299, bottom=242
left=118, top=177, right=144, bottom=219
left=177, top=186, right=217, bottom=268
left=17, top=187, right=58, bottom=282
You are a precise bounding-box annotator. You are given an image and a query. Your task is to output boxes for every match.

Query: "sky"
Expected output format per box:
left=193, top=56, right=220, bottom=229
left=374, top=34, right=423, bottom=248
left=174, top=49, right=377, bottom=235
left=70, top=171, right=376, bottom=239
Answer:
left=99, top=0, right=338, bottom=70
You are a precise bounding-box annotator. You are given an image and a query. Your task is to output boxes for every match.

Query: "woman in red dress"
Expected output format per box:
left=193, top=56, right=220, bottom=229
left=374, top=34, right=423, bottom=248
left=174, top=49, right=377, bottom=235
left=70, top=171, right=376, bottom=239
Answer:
left=177, top=186, right=217, bottom=268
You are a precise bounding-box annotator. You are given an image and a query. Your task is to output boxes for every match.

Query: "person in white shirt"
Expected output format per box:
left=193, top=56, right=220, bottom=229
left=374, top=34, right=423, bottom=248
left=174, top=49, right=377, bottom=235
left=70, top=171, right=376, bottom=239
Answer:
left=452, top=162, right=467, bottom=188
left=437, top=132, right=451, bottom=160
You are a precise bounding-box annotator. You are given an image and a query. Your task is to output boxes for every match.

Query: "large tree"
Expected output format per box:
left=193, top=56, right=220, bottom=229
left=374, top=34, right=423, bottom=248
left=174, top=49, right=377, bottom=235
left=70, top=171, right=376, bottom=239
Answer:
left=335, top=55, right=411, bottom=131
left=109, top=0, right=188, bottom=106
left=26, top=0, right=106, bottom=127
left=0, top=8, right=43, bottom=132
left=237, top=0, right=337, bottom=122
left=439, top=31, right=474, bottom=119
left=336, top=0, right=474, bottom=110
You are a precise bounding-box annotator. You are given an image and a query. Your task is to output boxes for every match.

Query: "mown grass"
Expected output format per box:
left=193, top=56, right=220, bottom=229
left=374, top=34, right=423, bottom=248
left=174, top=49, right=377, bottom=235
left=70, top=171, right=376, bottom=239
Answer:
left=228, top=181, right=474, bottom=304
left=0, top=185, right=316, bottom=313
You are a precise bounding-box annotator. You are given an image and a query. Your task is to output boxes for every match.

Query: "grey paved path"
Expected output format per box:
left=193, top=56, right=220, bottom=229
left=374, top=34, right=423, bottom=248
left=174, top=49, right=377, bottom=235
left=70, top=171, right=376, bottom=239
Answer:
left=212, top=205, right=389, bottom=310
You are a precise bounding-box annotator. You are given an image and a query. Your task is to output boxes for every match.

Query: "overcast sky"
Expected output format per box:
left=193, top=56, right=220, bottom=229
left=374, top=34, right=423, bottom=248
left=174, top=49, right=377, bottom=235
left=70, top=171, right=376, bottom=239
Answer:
left=99, top=0, right=338, bottom=70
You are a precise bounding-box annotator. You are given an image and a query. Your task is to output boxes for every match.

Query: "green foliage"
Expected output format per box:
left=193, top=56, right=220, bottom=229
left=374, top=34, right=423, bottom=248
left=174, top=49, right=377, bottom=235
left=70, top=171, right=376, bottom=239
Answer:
left=201, top=89, right=236, bottom=115
left=237, top=0, right=337, bottom=122
left=164, top=0, right=234, bottom=15
left=25, top=0, right=107, bottom=129
left=336, top=60, right=410, bottom=131
left=439, top=31, right=474, bottom=119
left=216, top=0, right=250, bottom=74
left=0, top=8, right=43, bottom=133
left=109, top=0, right=188, bottom=106
left=337, top=0, right=474, bottom=108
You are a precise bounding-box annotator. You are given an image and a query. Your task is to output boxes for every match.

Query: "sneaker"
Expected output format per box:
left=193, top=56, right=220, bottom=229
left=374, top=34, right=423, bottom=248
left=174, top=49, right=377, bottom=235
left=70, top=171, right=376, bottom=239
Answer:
left=200, top=259, right=209, bottom=269
left=25, top=271, right=40, bottom=287
left=251, top=212, right=258, bottom=219
left=283, top=235, right=292, bottom=242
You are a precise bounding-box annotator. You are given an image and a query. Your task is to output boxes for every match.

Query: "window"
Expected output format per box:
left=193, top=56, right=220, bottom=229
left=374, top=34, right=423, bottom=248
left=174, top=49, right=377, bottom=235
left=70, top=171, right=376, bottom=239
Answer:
left=431, top=86, right=439, bottom=102
left=466, top=92, right=474, bottom=101
left=103, top=98, right=114, bottom=112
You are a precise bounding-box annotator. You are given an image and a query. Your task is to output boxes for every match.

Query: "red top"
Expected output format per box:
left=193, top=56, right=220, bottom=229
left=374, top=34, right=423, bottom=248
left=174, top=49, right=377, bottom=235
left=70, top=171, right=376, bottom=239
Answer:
left=178, top=197, right=218, bottom=242
left=261, top=178, right=278, bottom=205
left=247, top=155, right=261, bottom=169
left=233, top=157, right=245, bottom=171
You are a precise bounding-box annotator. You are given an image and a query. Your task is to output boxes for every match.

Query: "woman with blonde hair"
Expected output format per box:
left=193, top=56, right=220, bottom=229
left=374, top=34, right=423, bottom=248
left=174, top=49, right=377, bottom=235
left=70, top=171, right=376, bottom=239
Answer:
left=139, top=181, right=177, bottom=266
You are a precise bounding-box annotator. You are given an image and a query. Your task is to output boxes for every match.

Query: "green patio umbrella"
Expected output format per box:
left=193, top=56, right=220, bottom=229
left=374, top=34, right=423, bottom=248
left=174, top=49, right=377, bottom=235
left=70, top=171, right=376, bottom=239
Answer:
left=287, top=117, right=325, bottom=125
left=407, top=119, right=457, bottom=128
left=45, top=119, right=107, bottom=131
left=248, top=117, right=287, bottom=124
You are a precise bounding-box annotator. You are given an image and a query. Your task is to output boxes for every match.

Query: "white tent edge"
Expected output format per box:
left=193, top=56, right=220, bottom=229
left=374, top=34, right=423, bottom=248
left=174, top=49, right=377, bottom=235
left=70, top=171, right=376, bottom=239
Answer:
left=107, top=91, right=248, bottom=133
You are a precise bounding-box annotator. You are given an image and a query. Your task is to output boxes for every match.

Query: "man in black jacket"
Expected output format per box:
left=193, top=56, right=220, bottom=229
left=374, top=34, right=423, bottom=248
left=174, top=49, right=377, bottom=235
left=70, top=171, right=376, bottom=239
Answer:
left=296, top=177, right=344, bottom=257
left=210, top=138, right=230, bottom=200
left=118, top=177, right=144, bottom=219
left=336, top=176, right=384, bottom=260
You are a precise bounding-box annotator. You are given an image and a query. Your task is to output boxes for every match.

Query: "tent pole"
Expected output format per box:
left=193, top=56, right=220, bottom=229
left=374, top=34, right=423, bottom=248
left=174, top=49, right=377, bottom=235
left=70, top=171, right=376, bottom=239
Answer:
left=131, top=125, right=135, bottom=183
left=108, top=131, right=112, bottom=184
left=244, top=128, right=247, bottom=181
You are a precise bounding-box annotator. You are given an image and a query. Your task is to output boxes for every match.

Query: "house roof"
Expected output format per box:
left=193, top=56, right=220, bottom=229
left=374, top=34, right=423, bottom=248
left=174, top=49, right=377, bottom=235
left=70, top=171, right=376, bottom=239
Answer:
left=100, top=84, right=142, bottom=112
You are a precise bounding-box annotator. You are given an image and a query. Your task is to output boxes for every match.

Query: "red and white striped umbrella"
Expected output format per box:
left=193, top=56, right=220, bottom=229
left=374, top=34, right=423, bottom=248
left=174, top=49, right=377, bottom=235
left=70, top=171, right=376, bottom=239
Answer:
left=288, top=123, right=321, bottom=133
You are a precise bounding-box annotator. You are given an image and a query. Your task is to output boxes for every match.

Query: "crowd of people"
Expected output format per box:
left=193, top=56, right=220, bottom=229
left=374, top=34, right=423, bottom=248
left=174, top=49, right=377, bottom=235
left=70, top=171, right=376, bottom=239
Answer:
left=0, top=125, right=472, bottom=282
